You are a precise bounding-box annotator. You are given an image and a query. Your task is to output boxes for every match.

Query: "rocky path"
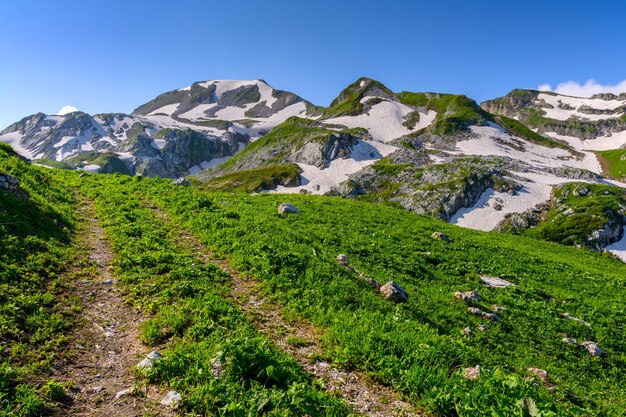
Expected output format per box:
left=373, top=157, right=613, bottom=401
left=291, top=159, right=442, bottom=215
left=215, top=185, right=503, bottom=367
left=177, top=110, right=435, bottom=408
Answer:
left=52, top=200, right=167, bottom=416
left=143, top=199, right=421, bottom=417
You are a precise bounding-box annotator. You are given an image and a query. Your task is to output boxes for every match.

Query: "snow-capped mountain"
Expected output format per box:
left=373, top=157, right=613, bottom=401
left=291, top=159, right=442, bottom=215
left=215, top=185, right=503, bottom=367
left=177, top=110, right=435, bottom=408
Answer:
left=3, top=77, right=626, bottom=259
left=0, top=80, right=311, bottom=177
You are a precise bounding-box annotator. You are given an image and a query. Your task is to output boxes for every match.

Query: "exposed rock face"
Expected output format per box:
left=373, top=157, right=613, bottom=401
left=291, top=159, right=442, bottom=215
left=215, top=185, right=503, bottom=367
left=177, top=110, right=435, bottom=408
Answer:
left=481, top=89, right=626, bottom=140
left=379, top=281, right=408, bottom=303
left=0, top=173, right=20, bottom=194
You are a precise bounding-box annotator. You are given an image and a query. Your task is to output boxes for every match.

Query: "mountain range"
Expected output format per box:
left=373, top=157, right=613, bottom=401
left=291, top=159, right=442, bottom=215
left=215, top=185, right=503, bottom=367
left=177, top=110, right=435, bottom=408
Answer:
left=2, top=77, right=626, bottom=257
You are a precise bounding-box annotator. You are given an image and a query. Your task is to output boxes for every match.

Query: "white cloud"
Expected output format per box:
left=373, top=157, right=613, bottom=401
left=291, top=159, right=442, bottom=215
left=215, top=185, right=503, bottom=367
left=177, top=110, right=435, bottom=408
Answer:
left=56, top=105, right=79, bottom=115
left=537, top=79, right=626, bottom=98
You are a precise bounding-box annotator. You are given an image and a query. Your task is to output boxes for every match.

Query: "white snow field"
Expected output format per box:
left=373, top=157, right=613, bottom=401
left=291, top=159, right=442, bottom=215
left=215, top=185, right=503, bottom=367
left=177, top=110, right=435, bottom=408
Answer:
left=537, top=93, right=625, bottom=122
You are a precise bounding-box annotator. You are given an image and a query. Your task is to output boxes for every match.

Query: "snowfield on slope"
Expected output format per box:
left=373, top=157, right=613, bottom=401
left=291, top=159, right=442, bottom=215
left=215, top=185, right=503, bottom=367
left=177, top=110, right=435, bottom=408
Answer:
left=453, top=124, right=601, bottom=173
left=324, top=97, right=436, bottom=142
left=272, top=140, right=397, bottom=194
left=450, top=171, right=581, bottom=231
left=537, top=93, right=626, bottom=121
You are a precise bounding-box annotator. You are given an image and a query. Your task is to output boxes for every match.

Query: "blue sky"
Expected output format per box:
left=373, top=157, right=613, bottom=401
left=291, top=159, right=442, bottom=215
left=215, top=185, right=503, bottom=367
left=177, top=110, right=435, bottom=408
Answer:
left=1, top=0, right=625, bottom=129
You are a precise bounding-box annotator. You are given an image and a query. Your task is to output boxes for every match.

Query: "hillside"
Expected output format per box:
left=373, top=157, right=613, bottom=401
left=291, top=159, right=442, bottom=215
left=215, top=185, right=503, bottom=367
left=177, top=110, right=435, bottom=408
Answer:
left=3, top=78, right=626, bottom=257
left=1, top=147, right=625, bottom=416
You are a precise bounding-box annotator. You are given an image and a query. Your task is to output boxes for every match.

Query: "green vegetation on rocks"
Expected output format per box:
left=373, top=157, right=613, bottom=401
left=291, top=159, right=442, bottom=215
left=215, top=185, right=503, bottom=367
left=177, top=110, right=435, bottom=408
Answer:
left=595, top=148, right=626, bottom=180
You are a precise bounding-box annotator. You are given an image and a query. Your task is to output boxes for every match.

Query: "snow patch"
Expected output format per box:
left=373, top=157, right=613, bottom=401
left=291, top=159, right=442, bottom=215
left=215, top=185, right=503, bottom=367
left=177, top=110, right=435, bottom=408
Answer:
left=324, top=98, right=436, bottom=142
left=81, top=164, right=101, bottom=172
left=451, top=171, right=582, bottom=232
left=537, top=93, right=625, bottom=121
left=149, top=103, right=180, bottom=116
left=273, top=140, right=396, bottom=194
left=0, top=131, right=33, bottom=159
left=606, top=232, right=626, bottom=262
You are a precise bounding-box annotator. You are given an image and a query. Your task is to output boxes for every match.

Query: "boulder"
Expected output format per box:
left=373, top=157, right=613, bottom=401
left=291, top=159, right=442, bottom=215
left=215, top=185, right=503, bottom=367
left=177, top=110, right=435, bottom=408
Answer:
left=462, top=327, right=473, bottom=335
left=455, top=290, right=480, bottom=302
left=336, top=254, right=350, bottom=268
left=160, top=391, right=182, bottom=408
left=137, top=351, right=161, bottom=369
left=0, top=173, right=20, bottom=194
left=464, top=365, right=480, bottom=380
left=492, top=305, right=508, bottom=313
left=581, top=341, right=604, bottom=357
left=431, top=231, right=451, bottom=242
left=527, top=368, right=549, bottom=383
left=467, top=307, right=482, bottom=315
left=379, top=281, right=408, bottom=303
left=278, top=203, right=301, bottom=215
left=481, top=312, right=500, bottom=322
left=172, top=177, right=189, bottom=186
left=480, top=275, right=515, bottom=288
left=562, top=337, right=578, bottom=345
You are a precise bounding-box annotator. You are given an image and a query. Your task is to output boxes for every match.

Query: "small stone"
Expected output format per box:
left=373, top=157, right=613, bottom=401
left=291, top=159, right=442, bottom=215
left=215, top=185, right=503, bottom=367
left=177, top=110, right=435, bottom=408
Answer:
left=92, top=386, right=104, bottom=393
left=467, top=307, right=482, bottom=315
left=211, top=359, right=224, bottom=378
left=336, top=254, right=350, bottom=268
left=462, top=327, right=473, bottom=335
left=464, top=365, right=480, bottom=380
left=431, top=231, right=451, bottom=242
left=137, top=351, right=162, bottom=369
left=480, top=275, right=515, bottom=288
left=561, top=313, right=591, bottom=328
left=492, top=305, right=508, bottom=313
left=104, top=331, right=114, bottom=338
left=562, top=337, right=578, bottom=345
left=379, top=281, right=408, bottom=303
left=114, top=388, right=131, bottom=399
left=477, top=324, right=488, bottom=331
left=160, top=391, right=182, bottom=408
left=581, top=341, right=604, bottom=357
left=455, top=290, right=480, bottom=302
left=100, top=279, right=115, bottom=285
left=481, top=312, right=500, bottom=322
left=527, top=368, right=548, bottom=382
left=172, top=177, right=189, bottom=186
left=277, top=203, right=301, bottom=215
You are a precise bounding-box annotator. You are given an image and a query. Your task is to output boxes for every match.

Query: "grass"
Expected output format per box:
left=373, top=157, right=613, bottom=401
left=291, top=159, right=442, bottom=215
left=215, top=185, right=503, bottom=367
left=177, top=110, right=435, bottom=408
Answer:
left=0, top=143, right=80, bottom=415
left=595, top=149, right=626, bottom=180
left=108, top=174, right=626, bottom=416
left=192, top=163, right=302, bottom=193
left=59, top=172, right=352, bottom=415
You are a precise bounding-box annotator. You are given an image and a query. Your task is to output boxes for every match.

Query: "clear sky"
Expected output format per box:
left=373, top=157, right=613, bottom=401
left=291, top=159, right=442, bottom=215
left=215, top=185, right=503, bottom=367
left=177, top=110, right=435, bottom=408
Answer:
left=1, top=0, right=625, bottom=129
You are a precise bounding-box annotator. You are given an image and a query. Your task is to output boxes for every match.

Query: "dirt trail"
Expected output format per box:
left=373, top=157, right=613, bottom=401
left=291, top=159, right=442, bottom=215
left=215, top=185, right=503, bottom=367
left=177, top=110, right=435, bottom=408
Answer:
left=52, top=201, right=167, bottom=416
left=144, top=200, right=421, bottom=417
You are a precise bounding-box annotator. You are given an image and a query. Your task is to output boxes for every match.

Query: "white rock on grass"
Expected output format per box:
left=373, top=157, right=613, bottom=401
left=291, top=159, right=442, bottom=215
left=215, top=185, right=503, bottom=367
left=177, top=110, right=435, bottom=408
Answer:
left=161, top=391, right=182, bottom=408
left=455, top=290, right=480, bottom=302
left=431, top=231, right=451, bottom=242
left=379, top=281, right=408, bottom=303
left=562, top=337, right=578, bottom=345
left=277, top=203, right=301, bottom=215
left=581, top=341, right=604, bottom=357
left=480, top=275, right=515, bottom=289
left=561, top=313, right=592, bottom=328
left=137, top=351, right=162, bottom=369
left=464, top=365, right=480, bottom=380
left=336, top=254, right=350, bottom=268
left=114, top=388, right=132, bottom=399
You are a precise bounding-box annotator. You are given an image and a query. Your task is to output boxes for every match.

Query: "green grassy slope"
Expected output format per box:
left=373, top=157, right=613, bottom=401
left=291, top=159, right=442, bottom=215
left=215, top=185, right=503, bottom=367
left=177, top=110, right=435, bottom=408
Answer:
left=70, top=173, right=626, bottom=417
left=0, top=144, right=79, bottom=415
left=595, top=149, right=626, bottom=180
left=56, top=172, right=352, bottom=416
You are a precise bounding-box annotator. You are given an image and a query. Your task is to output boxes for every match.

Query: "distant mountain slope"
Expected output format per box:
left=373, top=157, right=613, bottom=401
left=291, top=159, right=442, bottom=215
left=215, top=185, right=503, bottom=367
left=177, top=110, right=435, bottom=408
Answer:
left=0, top=80, right=310, bottom=178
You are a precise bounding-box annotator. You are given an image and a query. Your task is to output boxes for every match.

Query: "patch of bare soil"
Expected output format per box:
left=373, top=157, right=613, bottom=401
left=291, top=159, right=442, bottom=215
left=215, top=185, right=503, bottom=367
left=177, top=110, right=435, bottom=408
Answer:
left=145, top=200, right=422, bottom=417
left=52, top=201, right=169, bottom=416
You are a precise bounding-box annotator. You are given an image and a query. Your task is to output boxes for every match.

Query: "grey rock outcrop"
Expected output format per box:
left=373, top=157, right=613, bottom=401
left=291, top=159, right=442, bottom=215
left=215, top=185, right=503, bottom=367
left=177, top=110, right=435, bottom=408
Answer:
left=379, top=281, right=408, bottom=303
